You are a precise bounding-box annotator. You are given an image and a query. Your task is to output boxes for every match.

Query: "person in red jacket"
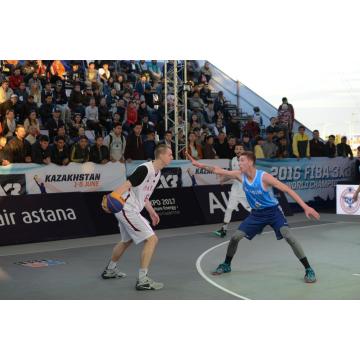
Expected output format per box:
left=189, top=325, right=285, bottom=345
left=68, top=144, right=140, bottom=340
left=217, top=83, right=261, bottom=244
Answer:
left=9, top=68, right=24, bottom=90
left=242, top=117, right=260, bottom=139
left=123, top=100, right=138, bottom=134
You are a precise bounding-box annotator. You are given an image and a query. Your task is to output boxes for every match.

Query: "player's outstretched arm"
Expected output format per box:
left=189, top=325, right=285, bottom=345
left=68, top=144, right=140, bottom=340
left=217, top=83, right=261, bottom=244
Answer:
left=353, top=184, right=360, bottom=202
left=263, top=173, right=320, bottom=220
left=185, top=152, right=242, bottom=181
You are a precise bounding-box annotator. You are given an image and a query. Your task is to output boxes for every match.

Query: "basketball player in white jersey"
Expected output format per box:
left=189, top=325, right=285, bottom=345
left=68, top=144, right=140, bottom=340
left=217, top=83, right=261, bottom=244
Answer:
left=101, top=144, right=173, bottom=290
left=214, top=143, right=250, bottom=237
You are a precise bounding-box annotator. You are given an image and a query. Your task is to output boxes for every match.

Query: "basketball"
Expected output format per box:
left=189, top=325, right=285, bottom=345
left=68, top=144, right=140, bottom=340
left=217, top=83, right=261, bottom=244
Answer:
left=102, top=192, right=126, bottom=213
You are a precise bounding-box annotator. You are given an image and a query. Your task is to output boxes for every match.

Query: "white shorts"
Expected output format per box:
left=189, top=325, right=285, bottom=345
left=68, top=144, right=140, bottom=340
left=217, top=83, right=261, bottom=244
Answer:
left=228, top=187, right=250, bottom=211
left=115, top=210, right=155, bottom=245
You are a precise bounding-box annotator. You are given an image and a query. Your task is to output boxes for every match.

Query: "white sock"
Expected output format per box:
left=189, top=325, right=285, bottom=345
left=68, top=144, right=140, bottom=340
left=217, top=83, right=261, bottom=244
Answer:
left=224, top=208, right=233, bottom=224
left=139, top=268, right=148, bottom=280
left=222, top=223, right=228, bottom=231
left=107, top=261, right=117, bottom=270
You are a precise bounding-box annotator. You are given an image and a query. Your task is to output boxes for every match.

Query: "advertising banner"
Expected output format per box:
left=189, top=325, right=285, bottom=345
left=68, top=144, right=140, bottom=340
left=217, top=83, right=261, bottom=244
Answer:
left=336, top=184, right=360, bottom=215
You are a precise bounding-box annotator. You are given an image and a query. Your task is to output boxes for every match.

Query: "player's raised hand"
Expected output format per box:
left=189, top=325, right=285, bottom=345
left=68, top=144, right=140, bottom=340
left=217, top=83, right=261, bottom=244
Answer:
left=304, top=206, right=320, bottom=220
left=185, top=152, right=202, bottom=168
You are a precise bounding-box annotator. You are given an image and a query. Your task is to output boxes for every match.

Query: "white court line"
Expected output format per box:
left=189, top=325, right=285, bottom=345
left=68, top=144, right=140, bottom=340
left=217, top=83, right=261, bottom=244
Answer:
left=195, top=222, right=344, bottom=300
left=352, top=274, right=360, bottom=276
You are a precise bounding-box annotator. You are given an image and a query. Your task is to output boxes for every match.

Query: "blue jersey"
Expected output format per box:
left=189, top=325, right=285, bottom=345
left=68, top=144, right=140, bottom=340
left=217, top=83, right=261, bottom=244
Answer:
left=242, top=169, right=278, bottom=209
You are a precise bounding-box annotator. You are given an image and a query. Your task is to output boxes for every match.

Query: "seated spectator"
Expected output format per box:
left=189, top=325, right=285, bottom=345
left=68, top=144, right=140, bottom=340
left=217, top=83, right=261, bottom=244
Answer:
left=53, top=81, right=70, bottom=124
left=213, top=117, right=227, bottom=137
left=292, top=125, right=310, bottom=160
left=15, top=82, right=28, bottom=103
left=36, top=60, right=48, bottom=86
left=123, top=100, right=138, bottom=133
left=41, top=82, right=54, bottom=104
left=226, top=136, right=237, bottom=159
left=0, top=136, right=7, bottom=165
left=276, top=136, right=290, bottom=158
left=242, top=117, right=260, bottom=139
left=324, top=135, right=337, bottom=158
left=0, top=80, right=14, bottom=104
left=184, top=131, right=203, bottom=160
left=204, top=101, right=215, bottom=127
left=200, top=61, right=212, bottom=83
left=141, top=115, right=155, bottom=137
left=138, top=60, right=149, bottom=78
left=47, top=107, right=65, bottom=142
left=98, top=97, right=111, bottom=134
left=114, top=74, right=125, bottom=95
left=214, top=91, right=225, bottom=113
left=39, top=94, right=55, bottom=128
left=29, top=83, right=41, bottom=107
left=254, top=136, right=265, bottom=159
left=337, top=136, right=353, bottom=159
left=138, top=100, right=149, bottom=120
left=85, top=97, right=102, bottom=136
left=106, top=88, right=119, bottom=111
left=203, top=135, right=218, bottom=159
left=309, top=130, right=325, bottom=157
left=200, top=83, right=212, bottom=104
left=189, top=92, right=205, bottom=111
left=22, top=61, right=37, bottom=83
left=68, top=83, right=85, bottom=111
left=70, top=135, right=89, bottom=163
left=148, top=60, right=162, bottom=81
left=214, top=131, right=229, bottom=158
left=25, top=125, right=39, bottom=145
left=2, top=109, right=17, bottom=139
left=24, top=110, right=40, bottom=134
left=266, top=117, right=280, bottom=134
left=50, top=60, right=66, bottom=83
left=85, top=62, right=102, bottom=91
left=104, top=123, right=126, bottom=162
left=57, top=125, right=71, bottom=146
left=28, top=72, right=43, bottom=92
left=89, top=135, right=110, bottom=164
left=71, top=126, right=86, bottom=144
left=9, top=68, right=23, bottom=90
left=99, top=62, right=111, bottom=84
left=51, top=136, right=70, bottom=166
left=23, top=95, right=38, bottom=119
left=124, top=122, right=146, bottom=161
left=242, top=133, right=253, bottom=151
left=31, top=135, right=51, bottom=165
left=227, top=116, right=241, bottom=139
left=0, top=93, right=18, bottom=120
left=187, top=60, right=200, bottom=83
left=68, top=63, right=85, bottom=86
left=262, top=130, right=278, bottom=159
left=189, top=113, right=202, bottom=132
left=160, top=130, right=175, bottom=155
left=144, top=130, right=157, bottom=160
left=135, top=75, right=151, bottom=97
left=2, top=125, right=31, bottom=165
left=69, top=113, right=85, bottom=139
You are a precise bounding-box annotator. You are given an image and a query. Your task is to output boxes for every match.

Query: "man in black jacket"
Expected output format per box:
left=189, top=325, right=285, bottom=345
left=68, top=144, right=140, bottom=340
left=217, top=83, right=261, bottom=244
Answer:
left=39, top=94, right=55, bottom=128
left=336, top=136, right=353, bottom=159
left=2, top=125, right=32, bottom=165
left=47, top=107, right=65, bottom=142
left=89, top=135, right=110, bottom=164
left=324, top=135, right=337, bottom=158
left=50, top=136, right=70, bottom=166
left=31, top=135, right=51, bottom=165
left=309, top=130, right=325, bottom=157
left=124, top=122, right=146, bottom=161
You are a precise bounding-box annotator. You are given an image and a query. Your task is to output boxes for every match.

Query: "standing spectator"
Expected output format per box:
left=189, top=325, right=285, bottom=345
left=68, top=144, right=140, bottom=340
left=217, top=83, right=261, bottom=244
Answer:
left=51, top=136, right=70, bottom=166
left=183, top=131, right=203, bottom=160
left=0, top=80, right=14, bottom=104
left=31, top=135, right=51, bottom=165
left=104, top=123, right=126, bottom=162
left=2, top=125, right=32, bottom=165
left=39, top=94, right=55, bottom=128
left=242, top=117, right=260, bottom=139
left=85, top=97, right=101, bottom=136
left=200, top=61, right=212, bottom=83
left=89, top=135, right=110, bottom=164
left=50, top=60, right=66, bottom=83
left=292, top=125, right=310, bottom=160
left=262, top=130, right=278, bottom=159
left=143, top=130, right=157, bottom=160
left=2, top=109, right=17, bottom=139
left=309, top=130, right=325, bottom=157
left=9, top=68, right=23, bottom=90
left=276, top=136, right=290, bottom=158
left=203, top=135, right=218, bottom=159
left=214, top=131, right=229, bottom=158
left=337, top=136, right=353, bottom=159
left=227, top=116, right=241, bottom=139
left=124, top=122, right=145, bottom=161
left=278, top=97, right=295, bottom=136
left=253, top=106, right=263, bottom=126
left=47, top=107, right=65, bottom=142
left=23, top=110, right=40, bottom=135
left=70, top=135, right=89, bottom=163
left=25, top=125, right=39, bottom=145
left=254, top=136, right=265, bottom=159
left=324, top=135, right=337, bottom=158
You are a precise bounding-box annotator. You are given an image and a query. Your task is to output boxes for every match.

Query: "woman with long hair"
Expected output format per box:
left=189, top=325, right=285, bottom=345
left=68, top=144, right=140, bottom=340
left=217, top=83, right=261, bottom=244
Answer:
left=23, top=110, right=41, bottom=135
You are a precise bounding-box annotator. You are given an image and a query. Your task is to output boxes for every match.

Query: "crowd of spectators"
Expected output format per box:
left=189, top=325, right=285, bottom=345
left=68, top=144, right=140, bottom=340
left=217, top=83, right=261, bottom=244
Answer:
left=0, top=60, right=357, bottom=167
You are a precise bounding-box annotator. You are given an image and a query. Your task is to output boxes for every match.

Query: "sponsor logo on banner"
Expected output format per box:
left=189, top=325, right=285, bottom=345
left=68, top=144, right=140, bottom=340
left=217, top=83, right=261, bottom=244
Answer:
left=339, top=186, right=360, bottom=214
left=0, top=174, right=26, bottom=196
left=156, top=167, right=182, bottom=188
left=15, top=259, right=66, bottom=268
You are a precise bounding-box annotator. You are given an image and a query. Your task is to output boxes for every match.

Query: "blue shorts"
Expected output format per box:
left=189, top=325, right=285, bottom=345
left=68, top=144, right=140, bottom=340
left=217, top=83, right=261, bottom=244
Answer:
left=238, top=205, right=288, bottom=240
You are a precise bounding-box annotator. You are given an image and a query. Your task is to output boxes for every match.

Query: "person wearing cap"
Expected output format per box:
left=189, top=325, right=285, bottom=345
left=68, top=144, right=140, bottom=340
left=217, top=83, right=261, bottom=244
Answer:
left=47, top=107, right=65, bottom=142
left=0, top=80, right=14, bottom=104
left=70, top=135, right=90, bottom=163
left=31, top=134, right=51, bottom=165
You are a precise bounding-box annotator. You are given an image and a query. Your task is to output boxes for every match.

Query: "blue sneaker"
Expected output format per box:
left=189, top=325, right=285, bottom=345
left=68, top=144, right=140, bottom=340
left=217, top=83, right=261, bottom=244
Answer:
left=304, top=267, right=316, bottom=283
left=212, top=262, right=231, bottom=276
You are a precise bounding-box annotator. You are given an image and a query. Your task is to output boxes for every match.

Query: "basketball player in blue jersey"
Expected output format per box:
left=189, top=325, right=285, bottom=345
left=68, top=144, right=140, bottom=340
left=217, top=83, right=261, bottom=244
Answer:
left=187, top=151, right=320, bottom=283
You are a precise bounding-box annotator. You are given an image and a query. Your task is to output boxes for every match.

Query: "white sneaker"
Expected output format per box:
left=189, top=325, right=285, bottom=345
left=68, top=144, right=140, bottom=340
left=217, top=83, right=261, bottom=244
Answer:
left=101, top=267, right=127, bottom=279
left=135, top=276, right=164, bottom=290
